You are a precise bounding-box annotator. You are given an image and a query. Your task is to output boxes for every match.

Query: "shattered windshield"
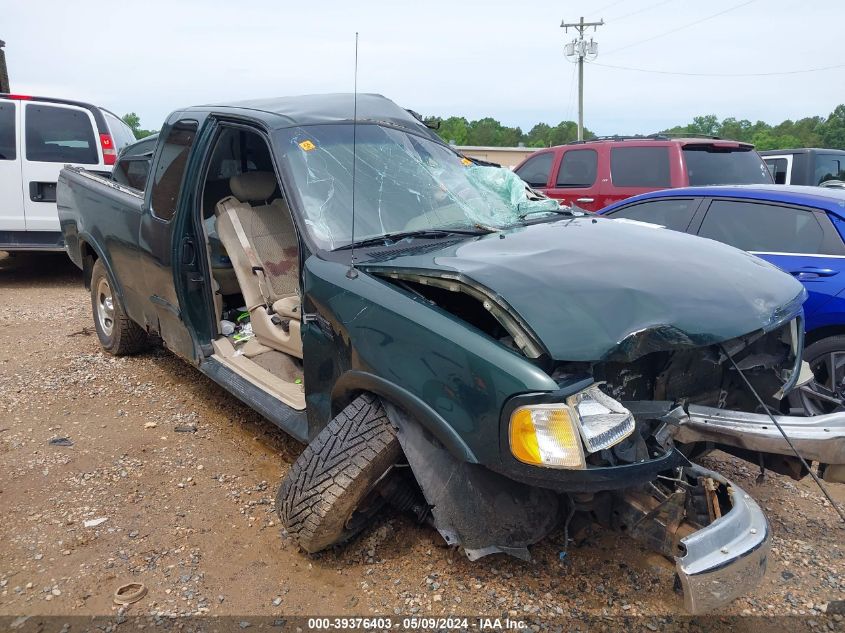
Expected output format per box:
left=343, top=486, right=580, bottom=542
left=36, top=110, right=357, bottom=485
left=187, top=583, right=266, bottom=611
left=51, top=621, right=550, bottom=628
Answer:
left=274, top=124, right=560, bottom=250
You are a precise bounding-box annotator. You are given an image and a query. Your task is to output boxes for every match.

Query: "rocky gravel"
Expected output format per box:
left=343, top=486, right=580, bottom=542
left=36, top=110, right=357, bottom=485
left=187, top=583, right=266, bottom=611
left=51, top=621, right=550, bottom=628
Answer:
left=0, top=252, right=843, bottom=632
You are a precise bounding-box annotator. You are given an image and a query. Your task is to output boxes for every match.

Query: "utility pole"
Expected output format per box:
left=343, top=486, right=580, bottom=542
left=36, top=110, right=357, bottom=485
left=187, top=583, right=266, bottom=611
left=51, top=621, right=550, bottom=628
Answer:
left=0, top=40, right=9, bottom=93
left=561, top=17, right=603, bottom=141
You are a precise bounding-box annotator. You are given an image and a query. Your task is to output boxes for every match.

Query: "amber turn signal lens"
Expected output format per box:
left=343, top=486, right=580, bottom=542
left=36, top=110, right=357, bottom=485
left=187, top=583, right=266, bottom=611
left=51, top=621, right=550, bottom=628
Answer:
left=509, top=405, right=586, bottom=469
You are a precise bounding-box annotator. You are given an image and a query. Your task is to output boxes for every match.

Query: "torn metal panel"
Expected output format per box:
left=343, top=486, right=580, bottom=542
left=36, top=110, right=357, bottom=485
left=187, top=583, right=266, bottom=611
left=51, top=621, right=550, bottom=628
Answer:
left=383, top=403, right=559, bottom=560
left=372, top=270, right=545, bottom=358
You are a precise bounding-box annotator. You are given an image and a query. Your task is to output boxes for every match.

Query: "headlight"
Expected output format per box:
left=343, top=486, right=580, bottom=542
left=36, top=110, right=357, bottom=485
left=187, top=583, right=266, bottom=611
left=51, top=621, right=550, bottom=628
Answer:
left=509, top=384, right=635, bottom=469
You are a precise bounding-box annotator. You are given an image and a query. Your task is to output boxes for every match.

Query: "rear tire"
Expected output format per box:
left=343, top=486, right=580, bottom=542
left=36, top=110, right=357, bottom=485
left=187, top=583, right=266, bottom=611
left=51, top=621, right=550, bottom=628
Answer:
left=277, top=394, right=401, bottom=553
left=90, top=259, right=147, bottom=355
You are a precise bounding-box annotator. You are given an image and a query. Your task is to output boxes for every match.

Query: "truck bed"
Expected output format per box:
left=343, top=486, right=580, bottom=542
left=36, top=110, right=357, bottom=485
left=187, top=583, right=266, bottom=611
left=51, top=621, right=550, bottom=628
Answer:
left=57, top=166, right=144, bottom=270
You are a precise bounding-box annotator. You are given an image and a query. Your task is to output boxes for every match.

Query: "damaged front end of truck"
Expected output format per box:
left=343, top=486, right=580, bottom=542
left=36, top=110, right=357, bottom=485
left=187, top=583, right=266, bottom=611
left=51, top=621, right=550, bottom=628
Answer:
left=274, top=113, right=843, bottom=613
left=359, top=217, right=845, bottom=614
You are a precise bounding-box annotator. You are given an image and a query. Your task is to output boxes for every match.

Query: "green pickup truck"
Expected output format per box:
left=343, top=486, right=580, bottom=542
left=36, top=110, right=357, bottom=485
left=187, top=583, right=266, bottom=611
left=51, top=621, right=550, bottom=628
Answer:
left=57, top=93, right=845, bottom=614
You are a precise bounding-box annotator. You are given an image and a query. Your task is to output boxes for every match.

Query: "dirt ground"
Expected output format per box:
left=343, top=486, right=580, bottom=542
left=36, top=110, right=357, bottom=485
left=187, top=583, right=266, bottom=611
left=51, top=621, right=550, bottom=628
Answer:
left=0, top=251, right=843, bottom=630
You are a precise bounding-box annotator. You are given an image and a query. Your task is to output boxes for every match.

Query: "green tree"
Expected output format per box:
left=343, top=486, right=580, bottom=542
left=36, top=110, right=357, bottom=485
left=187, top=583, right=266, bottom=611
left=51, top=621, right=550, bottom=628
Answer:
left=121, top=112, right=157, bottom=140
left=820, top=105, right=845, bottom=150
left=436, top=116, right=470, bottom=145
left=688, top=114, right=720, bottom=137
left=525, top=123, right=552, bottom=147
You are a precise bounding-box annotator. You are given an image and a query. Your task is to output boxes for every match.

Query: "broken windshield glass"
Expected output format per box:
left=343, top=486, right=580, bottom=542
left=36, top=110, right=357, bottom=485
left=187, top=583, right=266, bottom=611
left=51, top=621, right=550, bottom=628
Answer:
left=274, top=124, right=561, bottom=250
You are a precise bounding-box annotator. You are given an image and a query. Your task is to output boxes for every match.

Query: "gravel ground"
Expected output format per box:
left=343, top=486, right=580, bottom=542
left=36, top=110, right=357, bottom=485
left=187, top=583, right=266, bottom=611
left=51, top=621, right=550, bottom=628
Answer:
left=0, top=251, right=843, bottom=632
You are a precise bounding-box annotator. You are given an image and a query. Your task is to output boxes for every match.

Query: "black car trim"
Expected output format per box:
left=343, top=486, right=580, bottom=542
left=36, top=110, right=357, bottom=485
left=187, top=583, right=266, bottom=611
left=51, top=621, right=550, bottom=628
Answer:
left=1, top=93, right=111, bottom=135
left=200, top=357, right=309, bottom=442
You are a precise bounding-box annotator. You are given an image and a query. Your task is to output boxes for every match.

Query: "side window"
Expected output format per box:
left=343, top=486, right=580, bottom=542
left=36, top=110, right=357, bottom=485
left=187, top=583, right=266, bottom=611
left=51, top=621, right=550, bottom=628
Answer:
left=610, top=146, right=671, bottom=187
left=104, top=111, right=137, bottom=151
left=698, top=200, right=825, bottom=254
left=556, top=149, right=597, bottom=187
left=150, top=120, right=198, bottom=221
left=815, top=155, right=845, bottom=185
left=514, top=152, right=554, bottom=188
left=765, top=158, right=788, bottom=184
left=0, top=101, right=14, bottom=160
left=113, top=158, right=150, bottom=191
left=607, top=198, right=698, bottom=232
left=25, top=103, right=98, bottom=164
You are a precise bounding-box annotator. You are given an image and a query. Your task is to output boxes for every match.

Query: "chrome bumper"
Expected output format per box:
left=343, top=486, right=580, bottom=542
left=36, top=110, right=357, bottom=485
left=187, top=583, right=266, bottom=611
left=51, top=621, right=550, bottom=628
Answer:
left=676, top=465, right=770, bottom=614
left=655, top=403, right=845, bottom=465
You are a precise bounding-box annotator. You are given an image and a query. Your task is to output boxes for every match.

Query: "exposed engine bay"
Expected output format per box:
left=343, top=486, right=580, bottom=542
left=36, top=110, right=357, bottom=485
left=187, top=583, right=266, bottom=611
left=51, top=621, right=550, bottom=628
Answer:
left=571, top=319, right=801, bottom=415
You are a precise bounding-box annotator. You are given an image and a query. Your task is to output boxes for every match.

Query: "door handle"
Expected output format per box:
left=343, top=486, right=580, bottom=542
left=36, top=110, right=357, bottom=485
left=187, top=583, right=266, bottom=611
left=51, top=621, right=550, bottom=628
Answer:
left=181, top=237, right=196, bottom=266
left=576, top=197, right=594, bottom=203
left=789, top=267, right=838, bottom=279
left=29, top=181, right=58, bottom=202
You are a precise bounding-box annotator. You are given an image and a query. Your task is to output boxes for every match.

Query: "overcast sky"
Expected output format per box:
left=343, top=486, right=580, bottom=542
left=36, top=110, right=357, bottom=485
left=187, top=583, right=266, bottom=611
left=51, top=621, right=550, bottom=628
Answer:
left=4, top=0, right=843, bottom=136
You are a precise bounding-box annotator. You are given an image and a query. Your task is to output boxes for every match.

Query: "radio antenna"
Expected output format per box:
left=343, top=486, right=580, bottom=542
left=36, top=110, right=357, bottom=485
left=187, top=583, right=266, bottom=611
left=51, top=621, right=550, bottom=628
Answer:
left=346, top=32, right=360, bottom=279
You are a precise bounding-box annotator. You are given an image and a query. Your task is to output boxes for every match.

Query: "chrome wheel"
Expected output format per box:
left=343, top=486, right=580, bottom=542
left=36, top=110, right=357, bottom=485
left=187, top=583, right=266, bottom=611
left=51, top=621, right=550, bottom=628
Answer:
left=797, top=350, right=845, bottom=415
left=96, top=277, right=115, bottom=337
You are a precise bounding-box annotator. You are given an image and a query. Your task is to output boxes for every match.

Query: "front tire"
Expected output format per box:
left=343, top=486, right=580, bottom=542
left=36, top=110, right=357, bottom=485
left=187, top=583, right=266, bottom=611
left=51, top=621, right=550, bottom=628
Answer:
left=90, top=259, right=147, bottom=355
left=277, top=394, right=401, bottom=553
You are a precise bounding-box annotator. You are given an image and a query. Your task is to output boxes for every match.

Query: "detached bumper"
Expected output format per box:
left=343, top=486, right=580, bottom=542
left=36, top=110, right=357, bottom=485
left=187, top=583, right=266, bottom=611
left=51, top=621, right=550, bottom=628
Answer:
left=653, top=403, right=845, bottom=466
left=675, top=466, right=770, bottom=614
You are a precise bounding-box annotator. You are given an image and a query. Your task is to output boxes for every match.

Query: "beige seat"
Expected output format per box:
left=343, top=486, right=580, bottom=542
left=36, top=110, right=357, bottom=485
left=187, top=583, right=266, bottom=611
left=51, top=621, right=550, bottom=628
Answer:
left=214, top=172, right=302, bottom=358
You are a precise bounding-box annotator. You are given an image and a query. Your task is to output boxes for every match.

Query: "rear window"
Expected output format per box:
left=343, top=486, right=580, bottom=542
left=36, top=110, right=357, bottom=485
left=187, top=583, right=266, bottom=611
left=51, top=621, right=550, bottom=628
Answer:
left=556, top=149, right=597, bottom=187
left=683, top=146, right=771, bottom=185
left=515, top=152, right=553, bottom=188
left=113, top=157, right=150, bottom=191
left=608, top=198, right=698, bottom=232
left=610, top=146, right=670, bottom=187
left=814, top=155, right=845, bottom=185
left=0, top=101, right=14, bottom=160
left=25, top=104, right=98, bottom=164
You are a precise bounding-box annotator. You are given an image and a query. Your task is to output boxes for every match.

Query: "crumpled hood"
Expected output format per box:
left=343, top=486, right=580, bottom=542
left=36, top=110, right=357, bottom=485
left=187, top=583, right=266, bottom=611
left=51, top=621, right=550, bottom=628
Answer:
left=362, top=217, right=806, bottom=362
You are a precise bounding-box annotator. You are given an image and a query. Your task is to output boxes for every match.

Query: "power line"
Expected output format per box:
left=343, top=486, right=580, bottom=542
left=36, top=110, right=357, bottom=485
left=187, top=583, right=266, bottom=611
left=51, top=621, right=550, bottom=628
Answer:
left=593, top=0, right=626, bottom=14
left=587, top=60, right=845, bottom=77
left=607, top=0, right=672, bottom=22
left=603, top=0, right=757, bottom=55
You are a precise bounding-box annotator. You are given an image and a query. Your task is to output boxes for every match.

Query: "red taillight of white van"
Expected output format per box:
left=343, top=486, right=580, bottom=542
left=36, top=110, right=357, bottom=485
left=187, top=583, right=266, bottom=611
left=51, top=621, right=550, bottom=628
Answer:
left=99, top=133, right=116, bottom=165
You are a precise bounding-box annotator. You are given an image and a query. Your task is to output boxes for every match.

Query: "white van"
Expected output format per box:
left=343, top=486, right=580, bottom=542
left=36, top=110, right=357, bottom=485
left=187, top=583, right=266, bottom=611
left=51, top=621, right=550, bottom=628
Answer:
left=0, top=93, right=135, bottom=251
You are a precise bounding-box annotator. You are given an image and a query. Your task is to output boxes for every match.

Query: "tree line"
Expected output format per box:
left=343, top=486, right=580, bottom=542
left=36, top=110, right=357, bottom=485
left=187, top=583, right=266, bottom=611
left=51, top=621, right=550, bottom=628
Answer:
left=431, top=104, right=845, bottom=150
left=121, top=103, right=845, bottom=150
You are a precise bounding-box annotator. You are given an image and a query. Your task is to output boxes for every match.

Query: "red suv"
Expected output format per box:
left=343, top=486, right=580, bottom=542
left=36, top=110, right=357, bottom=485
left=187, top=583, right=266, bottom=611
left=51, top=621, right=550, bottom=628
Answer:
left=513, top=136, right=772, bottom=212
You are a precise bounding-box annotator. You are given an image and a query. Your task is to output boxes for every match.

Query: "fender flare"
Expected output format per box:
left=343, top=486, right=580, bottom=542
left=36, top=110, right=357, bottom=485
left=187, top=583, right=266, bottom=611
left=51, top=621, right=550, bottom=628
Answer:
left=331, top=370, right=478, bottom=464
left=77, top=234, right=127, bottom=305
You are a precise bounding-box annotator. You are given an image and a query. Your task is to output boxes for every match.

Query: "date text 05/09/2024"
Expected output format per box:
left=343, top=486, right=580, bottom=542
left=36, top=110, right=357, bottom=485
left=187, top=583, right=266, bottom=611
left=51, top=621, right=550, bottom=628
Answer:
left=306, top=617, right=527, bottom=630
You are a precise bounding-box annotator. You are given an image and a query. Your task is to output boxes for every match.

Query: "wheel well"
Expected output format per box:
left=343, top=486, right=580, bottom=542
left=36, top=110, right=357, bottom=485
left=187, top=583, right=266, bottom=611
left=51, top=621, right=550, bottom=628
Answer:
left=806, top=325, right=845, bottom=348
left=79, top=240, right=98, bottom=290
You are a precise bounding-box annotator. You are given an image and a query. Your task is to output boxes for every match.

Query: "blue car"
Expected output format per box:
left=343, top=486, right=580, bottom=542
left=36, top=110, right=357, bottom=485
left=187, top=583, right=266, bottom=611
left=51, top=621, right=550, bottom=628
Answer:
left=601, top=185, right=845, bottom=414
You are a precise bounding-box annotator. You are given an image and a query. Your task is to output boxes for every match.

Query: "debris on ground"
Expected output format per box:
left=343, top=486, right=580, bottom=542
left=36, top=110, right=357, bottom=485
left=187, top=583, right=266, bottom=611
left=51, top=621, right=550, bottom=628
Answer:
left=0, top=252, right=842, bottom=621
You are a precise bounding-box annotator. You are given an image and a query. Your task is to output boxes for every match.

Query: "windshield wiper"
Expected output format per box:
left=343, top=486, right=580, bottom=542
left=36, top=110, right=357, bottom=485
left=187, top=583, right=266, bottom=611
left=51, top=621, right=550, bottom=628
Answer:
left=335, top=227, right=491, bottom=251
left=518, top=206, right=582, bottom=220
